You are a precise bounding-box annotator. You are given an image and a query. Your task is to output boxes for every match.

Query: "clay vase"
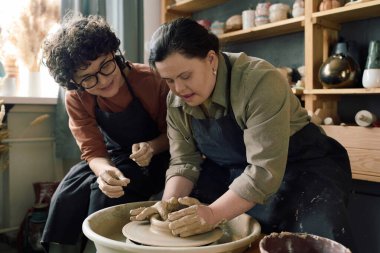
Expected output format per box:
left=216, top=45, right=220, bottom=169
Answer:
left=242, top=9, right=255, bottom=29
left=362, top=40, right=380, bottom=88
left=255, top=1, right=271, bottom=26
left=292, top=0, right=305, bottom=17
left=319, top=42, right=361, bottom=88
left=269, top=3, right=290, bottom=23
left=259, top=232, right=352, bottom=253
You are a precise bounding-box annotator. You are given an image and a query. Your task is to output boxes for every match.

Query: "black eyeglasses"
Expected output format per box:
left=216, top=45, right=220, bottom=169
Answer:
left=74, top=57, right=117, bottom=89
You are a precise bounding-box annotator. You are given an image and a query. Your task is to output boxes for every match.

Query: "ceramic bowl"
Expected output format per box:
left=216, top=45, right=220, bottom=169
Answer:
left=82, top=201, right=261, bottom=253
left=259, top=232, right=352, bottom=253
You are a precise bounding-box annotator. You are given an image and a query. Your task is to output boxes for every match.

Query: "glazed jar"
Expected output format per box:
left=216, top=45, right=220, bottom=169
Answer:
left=319, top=42, right=361, bottom=88
left=362, top=40, right=380, bottom=88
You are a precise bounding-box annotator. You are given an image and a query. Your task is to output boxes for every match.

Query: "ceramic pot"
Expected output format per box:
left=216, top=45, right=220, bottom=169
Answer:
left=259, top=232, right=352, bottom=253
left=242, top=9, right=255, bottom=29
left=269, top=3, right=290, bottom=23
left=225, top=15, right=242, bottom=32
left=197, top=19, right=212, bottom=30
left=319, top=0, right=341, bottom=11
left=210, top=21, right=225, bottom=35
left=255, top=1, right=270, bottom=26
left=292, top=0, right=304, bottom=17
left=362, top=40, right=380, bottom=88
left=319, top=42, right=361, bottom=88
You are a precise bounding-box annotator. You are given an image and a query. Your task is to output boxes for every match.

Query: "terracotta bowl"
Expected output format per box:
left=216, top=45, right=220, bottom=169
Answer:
left=82, top=201, right=261, bottom=253
left=259, top=232, right=352, bottom=253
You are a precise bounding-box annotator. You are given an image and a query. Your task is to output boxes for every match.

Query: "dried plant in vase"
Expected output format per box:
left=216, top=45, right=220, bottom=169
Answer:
left=7, top=0, right=60, bottom=72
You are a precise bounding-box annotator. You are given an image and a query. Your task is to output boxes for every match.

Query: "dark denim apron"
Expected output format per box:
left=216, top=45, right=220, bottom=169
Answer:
left=190, top=53, right=356, bottom=251
left=41, top=76, right=169, bottom=250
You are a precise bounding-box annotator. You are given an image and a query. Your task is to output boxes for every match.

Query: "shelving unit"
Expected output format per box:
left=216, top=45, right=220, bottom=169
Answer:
left=161, top=0, right=380, bottom=182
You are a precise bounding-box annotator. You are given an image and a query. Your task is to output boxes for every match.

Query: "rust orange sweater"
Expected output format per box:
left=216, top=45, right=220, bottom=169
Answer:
left=65, top=63, right=169, bottom=161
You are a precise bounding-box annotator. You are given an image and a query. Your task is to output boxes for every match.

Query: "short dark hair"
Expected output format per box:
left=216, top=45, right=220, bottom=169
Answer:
left=149, top=18, right=219, bottom=69
left=42, top=13, right=121, bottom=89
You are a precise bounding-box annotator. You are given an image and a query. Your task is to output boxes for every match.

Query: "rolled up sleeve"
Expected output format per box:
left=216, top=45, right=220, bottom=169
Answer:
left=230, top=69, right=290, bottom=204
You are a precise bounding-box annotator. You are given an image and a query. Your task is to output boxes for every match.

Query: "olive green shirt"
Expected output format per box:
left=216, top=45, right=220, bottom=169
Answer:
left=166, top=52, right=310, bottom=204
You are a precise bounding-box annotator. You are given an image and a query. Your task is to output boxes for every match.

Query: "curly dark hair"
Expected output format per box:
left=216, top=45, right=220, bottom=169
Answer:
left=42, top=13, right=121, bottom=89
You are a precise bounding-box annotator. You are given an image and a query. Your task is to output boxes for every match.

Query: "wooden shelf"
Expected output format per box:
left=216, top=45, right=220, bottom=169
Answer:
left=292, top=88, right=304, bottom=96
left=322, top=125, right=380, bottom=182
left=167, top=0, right=229, bottom=13
left=303, top=88, right=380, bottom=95
left=161, top=0, right=380, bottom=183
left=219, top=17, right=305, bottom=44
left=313, top=0, right=380, bottom=24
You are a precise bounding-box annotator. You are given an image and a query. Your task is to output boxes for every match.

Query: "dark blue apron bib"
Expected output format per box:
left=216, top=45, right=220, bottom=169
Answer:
left=41, top=75, right=169, bottom=250
left=190, top=53, right=356, bottom=251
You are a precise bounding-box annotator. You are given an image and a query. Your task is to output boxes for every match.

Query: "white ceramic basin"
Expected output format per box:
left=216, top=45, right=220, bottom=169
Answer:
left=83, top=201, right=261, bottom=253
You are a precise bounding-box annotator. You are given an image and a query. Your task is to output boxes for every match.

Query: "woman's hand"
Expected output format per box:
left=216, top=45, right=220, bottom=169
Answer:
left=130, top=142, right=154, bottom=167
left=97, top=169, right=130, bottom=198
left=168, top=197, right=225, bottom=237
left=130, top=197, right=181, bottom=221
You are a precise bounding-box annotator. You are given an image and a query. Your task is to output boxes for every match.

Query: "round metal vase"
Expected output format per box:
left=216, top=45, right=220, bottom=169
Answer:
left=319, top=42, right=361, bottom=88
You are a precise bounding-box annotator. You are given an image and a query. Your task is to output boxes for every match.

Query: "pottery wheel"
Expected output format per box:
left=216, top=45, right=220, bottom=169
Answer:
left=122, top=221, right=224, bottom=247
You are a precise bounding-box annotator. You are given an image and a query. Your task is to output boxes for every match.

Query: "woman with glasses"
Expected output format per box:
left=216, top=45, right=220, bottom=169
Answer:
left=40, top=14, right=170, bottom=251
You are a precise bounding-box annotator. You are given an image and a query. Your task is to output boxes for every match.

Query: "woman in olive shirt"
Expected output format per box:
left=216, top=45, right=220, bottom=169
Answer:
left=132, top=18, right=356, bottom=252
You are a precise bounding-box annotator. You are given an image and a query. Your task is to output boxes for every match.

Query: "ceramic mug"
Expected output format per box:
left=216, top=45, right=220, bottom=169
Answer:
left=242, top=9, right=255, bottom=29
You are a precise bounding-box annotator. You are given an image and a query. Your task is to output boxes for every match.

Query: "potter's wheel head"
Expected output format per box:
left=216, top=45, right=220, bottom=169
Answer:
left=122, top=220, right=223, bottom=247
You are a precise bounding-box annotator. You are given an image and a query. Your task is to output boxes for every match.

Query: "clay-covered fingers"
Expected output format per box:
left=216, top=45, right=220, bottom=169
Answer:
left=96, top=177, right=125, bottom=198
left=168, top=204, right=197, bottom=221
left=130, top=142, right=154, bottom=167
left=99, top=170, right=130, bottom=187
left=130, top=206, right=159, bottom=221
left=129, top=198, right=181, bottom=221
left=168, top=206, right=212, bottom=237
left=177, top=196, right=201, bottom=206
